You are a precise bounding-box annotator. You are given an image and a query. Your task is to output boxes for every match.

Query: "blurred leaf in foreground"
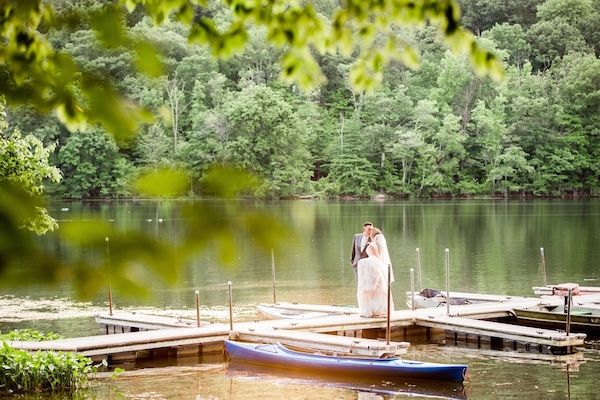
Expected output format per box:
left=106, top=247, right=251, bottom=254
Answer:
left=134, top=167, right=190, bottom=198
left=0, top=0, right=504, bottom=142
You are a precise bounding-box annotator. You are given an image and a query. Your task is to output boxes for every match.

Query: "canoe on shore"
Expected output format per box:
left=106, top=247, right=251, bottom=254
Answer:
left=224, top=340, right=469, bottom=382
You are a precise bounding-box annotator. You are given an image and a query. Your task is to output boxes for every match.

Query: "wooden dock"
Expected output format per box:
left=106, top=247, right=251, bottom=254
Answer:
left=96, top=311, right=200, bottom=333
left=8, top=292, right=593, bottom=363
left=9, top=325, right=230, bottom=362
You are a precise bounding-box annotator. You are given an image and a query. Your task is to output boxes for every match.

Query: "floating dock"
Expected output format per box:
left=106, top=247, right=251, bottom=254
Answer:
left=8, top=291, right=592, bottom=363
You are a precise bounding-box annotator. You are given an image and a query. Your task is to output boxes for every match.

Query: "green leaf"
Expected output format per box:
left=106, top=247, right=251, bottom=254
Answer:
left=91, top=5, right=127, bottom=49
left=134, top=168, right=190, bottom=198
left=134, top=40, right=164, bottom=77
left=200, top=165, right=261, bottom=198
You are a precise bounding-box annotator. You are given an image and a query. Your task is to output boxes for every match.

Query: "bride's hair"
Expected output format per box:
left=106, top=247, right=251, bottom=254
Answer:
left=370, top=227, right=382, bottom=238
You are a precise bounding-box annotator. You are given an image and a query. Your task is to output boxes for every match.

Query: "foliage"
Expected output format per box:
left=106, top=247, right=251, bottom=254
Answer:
left=0, top=0, right=503, bottom=143
left=0, top=107, right=62, bottom=234
left=56, top=129, right=132, bottom=199
left=0, top=329, right=61, bottom=342
left=0, top=338, right=100, bottom=394
left=220, top=85, right=312, bottom=197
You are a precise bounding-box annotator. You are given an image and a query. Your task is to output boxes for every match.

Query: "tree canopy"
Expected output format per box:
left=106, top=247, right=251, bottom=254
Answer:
left=1, top=0, right=503, bottom=141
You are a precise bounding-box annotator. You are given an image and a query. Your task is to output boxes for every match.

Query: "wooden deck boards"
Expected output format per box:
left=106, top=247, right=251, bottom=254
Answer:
left=416, top=315, right=585, bottom=346
left=9, top=293, right=596, bottom=360
left=10, top=325, right=231, bottom=357
left=95, top=311, right=199, bottom=330
left=231, top=328, right=409, bottom=356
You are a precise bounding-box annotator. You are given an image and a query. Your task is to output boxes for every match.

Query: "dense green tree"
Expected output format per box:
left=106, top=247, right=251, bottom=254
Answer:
left=483, top=23, right=531, bottom=67
left=57, top=129, right=133, bottom=198
left=537, top=0, right=593, bottom=25
left=526, top=19, right=589, bottom=70
left=220, top=85, right=312, bottom=196
left=459, top=0, right=543, bottom=34
left=322, top=154, right=378, bottom=197
left=0, top=102, right=62, bottom=234
left=135, top=123, right=173, bottom=169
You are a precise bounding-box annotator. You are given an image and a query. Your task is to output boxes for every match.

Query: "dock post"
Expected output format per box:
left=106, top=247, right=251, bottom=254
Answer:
left=566, top=288, right=572, bottom=336
left=195, top=290, right=201, bottom=327
left=386, top=263, right=392, bottom=345
left=228, top=281, right=234, bottom=331
left=410, top=268, right=415, bottom=311
left=271, top=248, right=277, bottom=304
left=106, top=237, right=113, bottom=316
left=416, top=248, right=422, bottom=292
left=540, top=247, right=547, bottom=287
left=108, top=284, right=113, bottom=316
left=445, top=248, right=450, bottom=316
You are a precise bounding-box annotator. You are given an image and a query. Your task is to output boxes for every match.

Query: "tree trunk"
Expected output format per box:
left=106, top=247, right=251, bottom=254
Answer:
left=165, top=74, right=181, bottom=152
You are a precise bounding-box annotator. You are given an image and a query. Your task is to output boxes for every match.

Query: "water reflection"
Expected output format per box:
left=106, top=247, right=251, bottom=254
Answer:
left=226, top=362, right=467, bottom=399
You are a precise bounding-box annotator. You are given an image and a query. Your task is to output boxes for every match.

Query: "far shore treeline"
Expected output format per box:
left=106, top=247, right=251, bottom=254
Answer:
left=4, top=0, right=600, bottom=199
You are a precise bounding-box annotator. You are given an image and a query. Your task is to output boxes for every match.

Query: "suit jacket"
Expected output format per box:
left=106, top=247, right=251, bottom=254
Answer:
left=351, top=233, right=369, bottom=269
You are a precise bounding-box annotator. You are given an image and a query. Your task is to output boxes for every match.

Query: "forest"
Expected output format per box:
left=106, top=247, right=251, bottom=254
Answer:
left=3, top=0, right=600, bottom=199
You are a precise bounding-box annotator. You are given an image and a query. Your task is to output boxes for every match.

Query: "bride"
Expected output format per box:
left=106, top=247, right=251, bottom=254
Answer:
left=356, top=227, right=395, bottom=317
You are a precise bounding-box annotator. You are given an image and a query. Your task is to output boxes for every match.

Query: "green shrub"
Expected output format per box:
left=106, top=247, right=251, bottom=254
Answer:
left=0, top=330, right=102, bottom=395
left=0, top=329, right=61, bottom=342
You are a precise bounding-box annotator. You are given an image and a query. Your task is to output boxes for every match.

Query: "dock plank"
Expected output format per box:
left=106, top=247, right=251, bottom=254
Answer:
left=231, top=328, right=409, bottom=356
left=10, top=325, right=230, bottom=357
left=96, top=311, right=199, bottom=330
left=416, top=315, right=585, bottom=346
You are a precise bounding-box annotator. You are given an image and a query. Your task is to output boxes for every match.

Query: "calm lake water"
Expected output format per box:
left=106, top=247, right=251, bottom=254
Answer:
left=2, top=199, right=600, bottom=399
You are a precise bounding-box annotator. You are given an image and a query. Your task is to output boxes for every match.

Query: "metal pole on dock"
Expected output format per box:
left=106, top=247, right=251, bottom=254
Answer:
left=228, top=281, right=234, bottom=331
left=195, top=290, right=201, bottom=327
left=106, top=237, right=113, bottom=316
left=386, top=263, right=392, bottom=345
left=271, top=248, right=277, bottom=304
left=410, top=268, right=415, bottom=311
left=445, top=248, right=450, bottom=316
left=416, top=248, right=422, bottom=292
left=566, top=288, right=572, bottom=336
left=540, top=247, right=548, bottom=287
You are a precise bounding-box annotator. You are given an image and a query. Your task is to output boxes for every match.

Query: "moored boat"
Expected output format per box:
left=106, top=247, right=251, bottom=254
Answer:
left=256, top=302, right=356, bottom=319
left=256, top=304, right=332, bottom=319
left=405, top=288, right=524, bottom=309
left=532, top=283, right=600, bottom=296
left=513, top=304, right=600, bottom=336
left=224, top=340, right=469, bottom=382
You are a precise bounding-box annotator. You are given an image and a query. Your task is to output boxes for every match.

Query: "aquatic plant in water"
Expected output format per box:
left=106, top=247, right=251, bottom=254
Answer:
left=0, top=329, right=61, bottom=342
left=0, top=330, right=102, bottom=394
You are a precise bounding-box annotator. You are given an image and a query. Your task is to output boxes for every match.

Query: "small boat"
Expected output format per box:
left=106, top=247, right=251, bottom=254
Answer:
left=256, top=304, right=332, bottom=320
left=227, top=362, right=467, bottom=399
left=406, top=288, right=531, bottom=309
left=532, top=282, right=600, bottom=296
left=224, top=340, right=468, bottom=382
left=513, top=303, right=600, bottom=336
left=256, top=302, right=356, bottom=320
left=406, top=289, right=473, bottom=309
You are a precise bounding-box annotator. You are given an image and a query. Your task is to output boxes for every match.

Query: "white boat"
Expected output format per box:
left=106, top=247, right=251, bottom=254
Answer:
left=257, top=302, right=357, bottom=319
left=406, top=289, right=528, bottom=309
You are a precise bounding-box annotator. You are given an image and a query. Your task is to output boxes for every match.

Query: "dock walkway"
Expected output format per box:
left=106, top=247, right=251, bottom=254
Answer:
left=8, top=292, right=593, bottom=362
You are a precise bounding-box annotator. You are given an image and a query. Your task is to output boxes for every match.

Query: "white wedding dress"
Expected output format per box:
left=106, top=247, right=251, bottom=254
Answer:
left=356, top=234, right=395, bottom=317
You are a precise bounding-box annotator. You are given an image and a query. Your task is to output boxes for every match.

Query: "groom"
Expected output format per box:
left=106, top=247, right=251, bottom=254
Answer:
left=350, top=221, right=373, bottom=280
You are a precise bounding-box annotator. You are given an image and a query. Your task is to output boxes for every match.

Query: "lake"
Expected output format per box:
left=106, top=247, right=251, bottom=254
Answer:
left=1, top=199, right=599, bottom=399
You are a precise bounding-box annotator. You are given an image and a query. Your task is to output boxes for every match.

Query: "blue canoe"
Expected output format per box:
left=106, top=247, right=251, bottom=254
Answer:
left=224, top=340, right=468, bottom=382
